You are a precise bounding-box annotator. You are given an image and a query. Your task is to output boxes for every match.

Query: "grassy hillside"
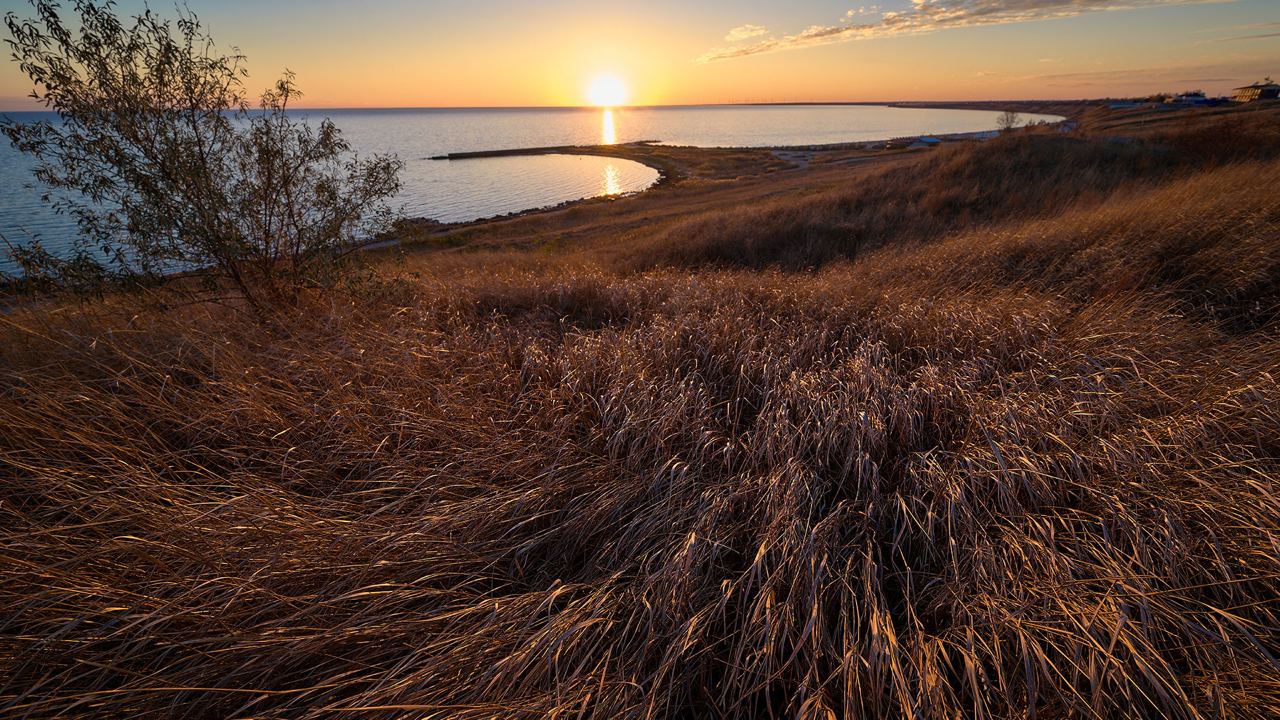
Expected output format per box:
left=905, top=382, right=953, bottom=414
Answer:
left=623, top=117, right=1280, bottom=270
left=2, top=110, right=1278, bottom=718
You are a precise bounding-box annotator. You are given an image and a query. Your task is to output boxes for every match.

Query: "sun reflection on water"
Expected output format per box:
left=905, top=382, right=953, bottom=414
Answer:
left=602, top=164, right=622, bottom=196
left=601, top=109, right=617, bottom=145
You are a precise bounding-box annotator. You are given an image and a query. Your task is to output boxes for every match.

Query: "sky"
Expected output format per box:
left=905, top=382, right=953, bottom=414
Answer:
left=0, top=0, right=1277, bottom=109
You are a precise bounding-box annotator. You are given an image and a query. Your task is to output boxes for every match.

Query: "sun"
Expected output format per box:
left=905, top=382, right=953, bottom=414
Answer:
left=587, top=74, right=628, bottom=108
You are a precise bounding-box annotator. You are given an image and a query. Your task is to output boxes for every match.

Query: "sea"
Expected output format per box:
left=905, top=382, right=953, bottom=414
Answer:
left=0, top=104, right=1061, bottom=273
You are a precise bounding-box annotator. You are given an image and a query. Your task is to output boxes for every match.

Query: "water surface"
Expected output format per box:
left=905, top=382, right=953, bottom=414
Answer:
left=1, top=104, right=1060, bottom=272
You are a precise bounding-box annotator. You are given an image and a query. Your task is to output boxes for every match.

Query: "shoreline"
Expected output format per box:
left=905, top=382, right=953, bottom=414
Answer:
left=5, top=102, right=1089, bottom=276
left=0, top=100, right=1184, bottom=281
left=380, top=113, right=1069, bottom=247
left=427, top=106, right=1074, bottom=161
left=0, top=98, right=1265, bottom=313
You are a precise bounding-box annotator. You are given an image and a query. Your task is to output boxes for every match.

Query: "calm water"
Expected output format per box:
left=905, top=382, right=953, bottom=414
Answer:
left=1, top=105, right=1060, bottom=272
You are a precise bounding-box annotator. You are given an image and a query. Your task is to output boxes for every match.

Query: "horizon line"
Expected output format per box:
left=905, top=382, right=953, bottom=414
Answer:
left=0, top=98, right=1107, bottom=115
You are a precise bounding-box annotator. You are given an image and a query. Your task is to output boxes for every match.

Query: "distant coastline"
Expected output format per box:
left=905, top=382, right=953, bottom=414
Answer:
left=0, top=100, right=1099, bottom=115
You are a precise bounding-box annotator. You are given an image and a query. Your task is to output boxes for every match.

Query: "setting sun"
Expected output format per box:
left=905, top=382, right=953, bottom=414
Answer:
left=587, top=74, right=628, bottom=107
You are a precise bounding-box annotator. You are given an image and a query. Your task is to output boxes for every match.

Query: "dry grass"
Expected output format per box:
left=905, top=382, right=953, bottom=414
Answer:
left=1, top=112, right=1278, bottom=718
left=622, top=117, right=1280, bottom=271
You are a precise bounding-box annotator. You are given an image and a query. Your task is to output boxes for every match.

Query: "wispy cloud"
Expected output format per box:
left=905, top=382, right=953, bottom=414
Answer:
left=1019, top=58, right=1271, bottom=89
left=1217, top=31, right=1280, bottom=42
left=843, top=6, right=883, bottom=21
left=1035, top=67, right=1227, bottom=85
left=1194, top=20, right=1280, bottom=33
left=698, top=0, right=1228, bottom=63
left=724, top=24, right=769, bottom=42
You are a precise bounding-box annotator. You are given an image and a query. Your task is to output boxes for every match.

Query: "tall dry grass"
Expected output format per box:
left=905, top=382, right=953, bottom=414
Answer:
left=2, top=118, right=1279, bottom=719
left=623, top=117, right=1280, bottom=271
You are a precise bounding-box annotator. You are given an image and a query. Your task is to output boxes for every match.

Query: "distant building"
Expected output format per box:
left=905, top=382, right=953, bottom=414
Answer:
left=1232, top=78, right=1279, bottom=103
left=1168, top=91, right=1208, bottom=105
left=891, top=136, right=942, bottom=150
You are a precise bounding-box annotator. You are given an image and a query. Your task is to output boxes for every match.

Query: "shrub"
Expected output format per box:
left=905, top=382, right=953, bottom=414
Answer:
left=1, top=1, right=403, bottom=311
left=996, top=109, right=1020, bottom=132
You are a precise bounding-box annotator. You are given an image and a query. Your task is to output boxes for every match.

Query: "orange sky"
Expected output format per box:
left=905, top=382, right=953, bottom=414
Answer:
left=1, top=0, right=1278, bottom=109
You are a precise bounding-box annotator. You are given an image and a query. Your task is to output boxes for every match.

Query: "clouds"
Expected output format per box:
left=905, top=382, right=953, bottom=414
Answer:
left=1217, top=31, right=1280, bottom=42
left=724, top=24, right=769, bottom=42
left=698, top=0, right=1227, bottom=63
left=994, top=57, right=1272, bottom=90
left=1189, top=21, right=1280, bottom=44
